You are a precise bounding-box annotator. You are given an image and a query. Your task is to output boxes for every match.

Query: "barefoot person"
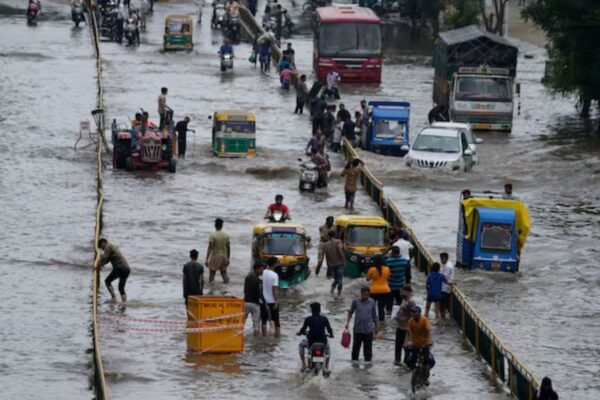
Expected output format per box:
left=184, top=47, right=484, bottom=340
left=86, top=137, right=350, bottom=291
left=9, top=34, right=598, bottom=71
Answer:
left=206, top=218, right=231, bottom=284
left=95, top=238, right=131, bottom=302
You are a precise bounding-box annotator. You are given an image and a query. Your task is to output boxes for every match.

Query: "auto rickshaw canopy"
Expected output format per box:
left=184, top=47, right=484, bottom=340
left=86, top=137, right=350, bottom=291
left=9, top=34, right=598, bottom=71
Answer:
left=334, top=215, right=389, bottom=229
left=252, top=223, right=306, bottom=237
left=213, top=110, right=256, bottom=123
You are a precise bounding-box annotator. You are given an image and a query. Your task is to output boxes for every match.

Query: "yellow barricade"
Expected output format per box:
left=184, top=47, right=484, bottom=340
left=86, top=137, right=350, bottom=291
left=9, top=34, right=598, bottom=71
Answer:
left=187, top=296, right=245, bottom=353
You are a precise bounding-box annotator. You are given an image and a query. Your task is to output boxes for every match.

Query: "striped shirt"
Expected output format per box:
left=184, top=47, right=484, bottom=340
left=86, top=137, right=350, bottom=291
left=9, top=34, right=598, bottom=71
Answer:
left=386, top=256, right=410, bottom=291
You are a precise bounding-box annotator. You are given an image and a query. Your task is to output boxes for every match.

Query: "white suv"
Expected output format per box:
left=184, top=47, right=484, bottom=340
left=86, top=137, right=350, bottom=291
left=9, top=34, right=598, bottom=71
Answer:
left=405, top=127, right=475, bottom=172
left=431, top=121, right=481, bottom=165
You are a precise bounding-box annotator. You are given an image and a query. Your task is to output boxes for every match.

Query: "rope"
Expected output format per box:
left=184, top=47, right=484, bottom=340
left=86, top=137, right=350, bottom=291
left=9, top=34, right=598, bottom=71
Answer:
left=101, top=323, right=245, bottom=333
left=99, top=313, right=244, bottom=325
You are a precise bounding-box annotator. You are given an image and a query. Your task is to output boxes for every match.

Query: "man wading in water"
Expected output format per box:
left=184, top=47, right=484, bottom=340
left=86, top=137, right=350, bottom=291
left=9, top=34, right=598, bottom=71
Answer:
left=206, top=218, right=231, bottom=284
left=95, top=238, right=131, bottom=302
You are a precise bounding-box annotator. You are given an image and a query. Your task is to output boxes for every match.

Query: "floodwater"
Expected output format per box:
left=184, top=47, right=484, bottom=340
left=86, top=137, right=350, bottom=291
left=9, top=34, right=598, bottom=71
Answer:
left=1, top=0, right=598, bottom=399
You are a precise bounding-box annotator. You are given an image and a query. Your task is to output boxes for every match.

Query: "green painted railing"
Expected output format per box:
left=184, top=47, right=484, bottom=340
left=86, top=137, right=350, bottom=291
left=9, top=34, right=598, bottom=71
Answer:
left=341, top=138, right=540, bottom=399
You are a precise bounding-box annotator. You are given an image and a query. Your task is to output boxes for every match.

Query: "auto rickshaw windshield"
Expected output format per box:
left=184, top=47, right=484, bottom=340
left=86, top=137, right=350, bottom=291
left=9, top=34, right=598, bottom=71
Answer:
left=480, top=223, right=512, bottom=253
left=347, top=226, right=386, bottom=246
left=262, top=233, right=305, bottom=255
left=375, top=120, right=406, bottom=139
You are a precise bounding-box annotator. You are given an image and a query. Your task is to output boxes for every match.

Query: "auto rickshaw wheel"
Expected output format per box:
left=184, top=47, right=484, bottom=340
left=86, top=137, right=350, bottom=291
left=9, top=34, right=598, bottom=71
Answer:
left=125, top=156, right=133, bottom=172
left=168, top=157, right=177, bottom=173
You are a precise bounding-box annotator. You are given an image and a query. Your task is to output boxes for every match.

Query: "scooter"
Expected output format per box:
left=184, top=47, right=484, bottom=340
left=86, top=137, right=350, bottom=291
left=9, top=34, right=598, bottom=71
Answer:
left=266, top=210, right=288, bottom=223
left=211, top=3, right=226, bottom=28
left=124, top=18, right=138, bottom=46
left=72, top=6, right=85, bottom=27
left=305, top=342, right=330, bottom=377
left=227, top=14, right=241, bottom=43
left=298, top=159, right=319, bottom=192
left=26, top=2, right=40, bottom=24
left=220, top=52, right=233, bottom=72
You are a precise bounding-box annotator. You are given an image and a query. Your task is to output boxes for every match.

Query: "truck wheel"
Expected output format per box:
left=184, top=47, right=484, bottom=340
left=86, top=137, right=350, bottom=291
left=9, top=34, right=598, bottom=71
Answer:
left=125, top=156, right=133, bottom=171
left=168, top=157, right=177, bottom=173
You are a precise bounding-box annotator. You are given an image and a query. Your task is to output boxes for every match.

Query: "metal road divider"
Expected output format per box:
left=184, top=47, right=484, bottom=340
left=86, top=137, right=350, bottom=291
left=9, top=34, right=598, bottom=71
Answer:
left=341, top=138, right=540, bottom=400
left=86, top=1, right=109, bottom=399
left=238, top=5, right=282, bottom=63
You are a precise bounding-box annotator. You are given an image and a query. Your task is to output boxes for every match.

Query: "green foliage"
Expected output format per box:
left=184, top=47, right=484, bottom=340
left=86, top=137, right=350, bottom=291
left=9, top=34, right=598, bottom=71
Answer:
left=446, top=0, right=480, bottom=29
left=523, top=0, right=600, bottom=112
left=418, top=0, right=445, bottom=34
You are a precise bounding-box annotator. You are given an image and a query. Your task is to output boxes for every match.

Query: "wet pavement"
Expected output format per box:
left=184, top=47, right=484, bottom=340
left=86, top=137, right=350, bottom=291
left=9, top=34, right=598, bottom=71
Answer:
left=1, top=0, right=599, bottom=398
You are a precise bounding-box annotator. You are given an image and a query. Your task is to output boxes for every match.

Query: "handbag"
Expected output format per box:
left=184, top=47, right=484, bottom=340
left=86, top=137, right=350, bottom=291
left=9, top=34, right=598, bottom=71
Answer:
left=341, top=329, right=351, bottom=348
left=248, top=52, right=257, bottom=63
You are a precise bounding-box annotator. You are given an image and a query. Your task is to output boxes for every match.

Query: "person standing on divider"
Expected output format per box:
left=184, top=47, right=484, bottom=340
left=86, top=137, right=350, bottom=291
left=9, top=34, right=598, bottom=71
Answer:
left=341, top=158, right=363, bottom=210
left=261, top=257, right=280, bottom=338
left=95, top=238, right=131, bottom=303
left=345, top=286, right=378, bottom=363
left=182, top=249, right=204, bottom=309
left=244, top=263, right=264, bottom=336
left=158, top=87, right=168, bottom=130
left=206, top=218, right=231, bottom=284
left=366, top=255, right=392, bottom=321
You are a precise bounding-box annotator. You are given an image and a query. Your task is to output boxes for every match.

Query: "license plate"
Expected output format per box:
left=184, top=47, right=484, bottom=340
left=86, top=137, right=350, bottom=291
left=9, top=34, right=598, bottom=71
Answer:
left=473, top=123, right=491, bottom=130
left=312, top=357, right=324, bottom=362
left=491, top=263, right=501, bottom=270
left=344, top=73, right=356, bottom=78
left=303, top=183, right=312, bottom=189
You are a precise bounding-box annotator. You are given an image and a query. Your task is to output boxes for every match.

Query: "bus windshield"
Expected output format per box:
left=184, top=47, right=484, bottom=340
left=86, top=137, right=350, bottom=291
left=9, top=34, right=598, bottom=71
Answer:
left=480, top=223, right=512, bottom=253
left=262, top=233, right=305, bottom=256
left=347, top=226, right=386, bottom=246
left=319, top=23, right=381, bottom=57
left=455, top=77, right=512, bottom=102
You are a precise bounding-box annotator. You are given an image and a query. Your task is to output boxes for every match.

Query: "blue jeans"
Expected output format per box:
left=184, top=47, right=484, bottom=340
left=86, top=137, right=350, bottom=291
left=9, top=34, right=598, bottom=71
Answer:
left=331, top=265, right=344, bottom=290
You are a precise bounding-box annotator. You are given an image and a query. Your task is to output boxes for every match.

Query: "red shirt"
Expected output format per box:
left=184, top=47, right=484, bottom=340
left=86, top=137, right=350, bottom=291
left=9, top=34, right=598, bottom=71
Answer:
left=268, top=203, right=290, bottom=214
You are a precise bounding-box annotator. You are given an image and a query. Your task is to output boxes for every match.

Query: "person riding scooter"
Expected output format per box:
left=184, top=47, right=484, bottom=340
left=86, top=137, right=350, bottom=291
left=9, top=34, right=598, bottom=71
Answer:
left=310, top=148, right=329, bottom=188
left=71, top=0, right=85, bottom=26
left=218, top=38, right=234, bottom=71
left=27, top=0, right=41, bottom=23
left=403, top=305, right=436, bottom=382
left=264, top=194, right=290, bottom=222
left=297, top=302, right=333, bottom=374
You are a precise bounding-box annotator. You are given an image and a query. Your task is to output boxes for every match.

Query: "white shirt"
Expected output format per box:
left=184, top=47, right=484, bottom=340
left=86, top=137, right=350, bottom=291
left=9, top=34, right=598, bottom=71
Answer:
left=441, top=261, right=454, bottom=293
left=392, top=238, right=413, bottom=261
left=261, top=269, right=279, bottom=303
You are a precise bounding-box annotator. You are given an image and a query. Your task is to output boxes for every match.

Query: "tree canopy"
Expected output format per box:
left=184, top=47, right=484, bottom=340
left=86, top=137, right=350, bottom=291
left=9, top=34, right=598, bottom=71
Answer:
left=523, top=0, right=600, bottom=118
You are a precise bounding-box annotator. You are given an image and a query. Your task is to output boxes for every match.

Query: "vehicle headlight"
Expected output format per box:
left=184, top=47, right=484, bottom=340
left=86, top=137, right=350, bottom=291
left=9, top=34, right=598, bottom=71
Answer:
left=162, top=145, right=167, bottom=151
left=350, top=255, right=358, bottom=262
left=450, top=160, right=460, bottom=170
left=295, top=265, right=301, bottom=271
left=405, top=155, right=412, bottom=166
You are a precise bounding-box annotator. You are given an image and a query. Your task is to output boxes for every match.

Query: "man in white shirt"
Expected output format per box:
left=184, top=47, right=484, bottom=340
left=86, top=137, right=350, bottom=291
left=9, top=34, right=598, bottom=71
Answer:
left=502, top=183, right=519, bottom=200
left=440, top=252, right=455, bottom=320
left=390, top=230, right=414, bottom=265
left=261, top=257, right=280, bottom=337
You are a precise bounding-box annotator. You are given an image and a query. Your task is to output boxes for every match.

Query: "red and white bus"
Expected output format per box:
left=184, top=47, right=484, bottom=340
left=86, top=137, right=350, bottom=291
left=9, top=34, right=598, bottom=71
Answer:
left=314, top=6, right=382, bottom=83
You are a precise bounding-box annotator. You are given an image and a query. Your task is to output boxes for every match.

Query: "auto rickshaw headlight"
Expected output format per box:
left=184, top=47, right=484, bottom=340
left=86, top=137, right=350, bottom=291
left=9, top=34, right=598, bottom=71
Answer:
left=350, top=255, right=358, bottom=262
left=162, top=145, right=167, bottom=151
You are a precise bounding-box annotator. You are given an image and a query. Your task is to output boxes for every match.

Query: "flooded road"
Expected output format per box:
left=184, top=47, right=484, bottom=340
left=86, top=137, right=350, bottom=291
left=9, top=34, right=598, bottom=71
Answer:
left=0, top=2, right=97, bottom=398
left=1, top=0, right=599, bottom=398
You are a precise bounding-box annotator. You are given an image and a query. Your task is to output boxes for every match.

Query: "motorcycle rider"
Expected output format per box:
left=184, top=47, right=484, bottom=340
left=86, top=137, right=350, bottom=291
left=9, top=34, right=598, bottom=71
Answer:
left=403, top=305, right=435, bottom=381
left=264, top=194, right=291, bottom=221
left=219, top=38, right=234, bottom=57
left=325, top=68, right=341, bottom=99
left=297, top=302, right=334, bottom=373
left=27, top=0, right=41, bottom=20
left=127, top=9, right=141, bottom=45
left=310, top=148, right=329, bottom=188
left=71, top=0, right=85, bottom=24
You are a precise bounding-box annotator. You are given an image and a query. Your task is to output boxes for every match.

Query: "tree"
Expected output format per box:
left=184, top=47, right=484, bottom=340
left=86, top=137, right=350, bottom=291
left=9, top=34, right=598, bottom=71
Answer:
left=523, top=0, right=600, bottom=125
left=418, top=0, right=445, bottom=35
left=480, top=0, right=509, bottom=36
left=446, top=0, right=480, bottom=30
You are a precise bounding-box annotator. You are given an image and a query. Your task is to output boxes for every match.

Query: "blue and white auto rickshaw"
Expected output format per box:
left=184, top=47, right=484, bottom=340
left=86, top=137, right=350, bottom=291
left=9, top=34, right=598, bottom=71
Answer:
left=363, top=101, right=410, bottom=156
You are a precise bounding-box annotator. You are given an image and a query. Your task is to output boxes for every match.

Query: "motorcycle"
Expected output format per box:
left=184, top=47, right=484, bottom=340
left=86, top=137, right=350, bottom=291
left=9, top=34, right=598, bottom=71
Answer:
left=72, top=6, right=85, bottom=27
left=124, top=18, right=138, bottom=46
left=220, top=52, right=233, bottom=72
left=305, top=342, right=330, bottom=377
left=266, top=210, right=288, bottom=223
left=211, top=3, right=226, bottom=28
left=26, top=2, right=40, bottom=24
left=226, top=14, right=240, bottom=43
left=298, top=159, right=320, bottom=192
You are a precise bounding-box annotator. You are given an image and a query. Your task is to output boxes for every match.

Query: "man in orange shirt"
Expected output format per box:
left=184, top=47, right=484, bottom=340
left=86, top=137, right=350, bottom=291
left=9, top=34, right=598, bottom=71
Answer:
left=403, top=305, right=435, bottom=373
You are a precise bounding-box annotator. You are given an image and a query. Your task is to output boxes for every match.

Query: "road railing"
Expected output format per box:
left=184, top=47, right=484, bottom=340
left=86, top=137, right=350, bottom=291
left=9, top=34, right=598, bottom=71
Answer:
left=86, top=1, right=109, bottom=399
left=238, top=5, right=282, bottom=63
left=341, top=138, right=540, bottom=400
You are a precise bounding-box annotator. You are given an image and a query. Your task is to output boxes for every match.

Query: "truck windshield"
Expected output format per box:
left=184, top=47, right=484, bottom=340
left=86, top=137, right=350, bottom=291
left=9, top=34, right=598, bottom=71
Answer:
left=455, top=77, right=512, bottom=102
left=375, top=120, right=406, bottom=139
left=262, top=233, right=305, bottom=255
left=319, top=23, right=381, bottom=57
left=480, top=223, right=512, bottom=253
left=412, top=134, right=460, bottom=153
left=347, top=226, right=386, bottom=246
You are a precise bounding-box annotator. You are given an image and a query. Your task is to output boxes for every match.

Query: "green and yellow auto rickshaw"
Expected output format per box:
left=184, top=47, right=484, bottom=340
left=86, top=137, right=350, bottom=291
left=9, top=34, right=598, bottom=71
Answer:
left=211, top=111, right=256, bottom=157
left=334, top=215, right=390, bottom=278
left=163, top=15, right=193, bottom=51
left=251, top=223, right=310, bottom=288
